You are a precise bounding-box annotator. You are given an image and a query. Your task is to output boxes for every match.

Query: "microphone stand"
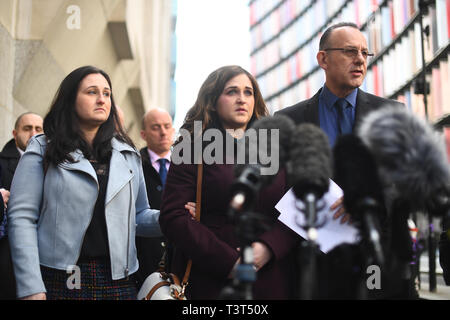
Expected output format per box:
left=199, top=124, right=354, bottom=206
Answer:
left=235, top=209, right=258, bottom=300
left=221, top=167, right=259, bottom=300
left=296, top=193, right=326, bottom=300
left=416, top=0, right=436, bottom=293
left=357, top=198, right=385, bottom=269
left=220, top=207, right=269, bottom=300
left=387, top=200, right=419, bottom=299
left=354, top=198, right=386, bottom=300
left=221, top=166, right=271, bottom=300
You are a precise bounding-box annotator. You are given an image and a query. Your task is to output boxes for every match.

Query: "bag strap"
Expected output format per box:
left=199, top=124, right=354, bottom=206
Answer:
left=156, top=246, right=167, bottom=273
left=180, top=162, right=203, bottom=294
left=144, top=273, right=184, bottom=300
left=194, top=162, right=203, bottom=222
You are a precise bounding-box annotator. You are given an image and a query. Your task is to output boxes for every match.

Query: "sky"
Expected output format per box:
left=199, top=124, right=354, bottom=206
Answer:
left=174, top=0, right=251, bottom=130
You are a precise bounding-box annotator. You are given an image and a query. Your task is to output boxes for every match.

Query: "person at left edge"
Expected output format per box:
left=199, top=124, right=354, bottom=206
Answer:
left=7, top=66, right=162, bottom=300
left=0, top=169, right=4, bottom=221
left=0, top=166, right=8, bottom=226
left=0, top=112, right=43, bottom=300
left=0, top=166, right=12, bottom=300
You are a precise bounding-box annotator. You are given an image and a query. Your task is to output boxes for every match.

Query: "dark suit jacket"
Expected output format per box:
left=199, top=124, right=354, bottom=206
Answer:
left=0, top=163, right=3, bottom=222
left=160, top=161, right=299, bottom=300
left=276, top=88, right=405, bottom=131
left=0, top=141, right=17, bottom=299
left=0, top=139, right=21, bottom=190
left=0, top=190, right=3, bottom=225
left=134, top=147, right=166, bottom=288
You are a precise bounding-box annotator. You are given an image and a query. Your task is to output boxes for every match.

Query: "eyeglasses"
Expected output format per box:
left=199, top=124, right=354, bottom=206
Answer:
left=323, top=47, right=374, bottom=59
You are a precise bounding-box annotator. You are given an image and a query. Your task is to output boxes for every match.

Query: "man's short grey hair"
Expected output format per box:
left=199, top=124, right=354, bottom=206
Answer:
left=319, top=22, right=360, bottom=51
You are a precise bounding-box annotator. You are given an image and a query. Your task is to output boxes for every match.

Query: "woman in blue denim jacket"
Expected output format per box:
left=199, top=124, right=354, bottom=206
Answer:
left=7, top=66, right=162, bottom=300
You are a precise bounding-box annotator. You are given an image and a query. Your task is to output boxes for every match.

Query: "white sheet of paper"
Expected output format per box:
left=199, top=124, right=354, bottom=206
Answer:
left=276, top=179, right=360, bottom=253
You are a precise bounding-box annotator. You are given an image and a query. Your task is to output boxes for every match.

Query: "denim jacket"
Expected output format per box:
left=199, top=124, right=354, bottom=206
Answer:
left=7, top=134, right=161, bottom=298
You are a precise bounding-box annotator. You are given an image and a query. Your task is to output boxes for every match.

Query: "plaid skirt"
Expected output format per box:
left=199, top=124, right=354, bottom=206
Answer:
left=41, top=259, right=137, bottom=300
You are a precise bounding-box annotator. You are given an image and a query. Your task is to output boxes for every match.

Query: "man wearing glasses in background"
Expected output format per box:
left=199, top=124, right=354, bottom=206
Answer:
left=277, top=22, right=404, bottom=148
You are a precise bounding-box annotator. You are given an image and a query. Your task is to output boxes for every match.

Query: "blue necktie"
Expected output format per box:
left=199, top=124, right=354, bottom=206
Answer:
left=157, top=158, right=168, bottom=186
left=336, top=98, right=353, bottom=135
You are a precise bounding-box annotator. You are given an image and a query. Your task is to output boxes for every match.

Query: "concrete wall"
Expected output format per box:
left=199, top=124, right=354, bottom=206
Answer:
left=0, top=0, right=173, bottom=149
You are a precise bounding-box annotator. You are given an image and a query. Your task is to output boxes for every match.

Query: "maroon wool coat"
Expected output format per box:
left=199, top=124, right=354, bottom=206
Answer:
left=159, top=162, right=299, bottom=300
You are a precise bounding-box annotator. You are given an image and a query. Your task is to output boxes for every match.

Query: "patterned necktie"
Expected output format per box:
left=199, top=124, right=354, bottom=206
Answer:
left=335, top=98, right=353, bottom=135
left=157, top=158, right=168, bottom=186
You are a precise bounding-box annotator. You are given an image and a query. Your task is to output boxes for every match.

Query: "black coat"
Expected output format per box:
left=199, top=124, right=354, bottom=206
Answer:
left=0, top=140, right=17, bottom=299
left=0, top=139, right=21, bottom=190
left=160, top=160, right=299, bottom=300
left=0, top=190, right=3, bottom=224
left=134, top=147, right=166, bottom=288
left=0, top=162, right=3, bottom=222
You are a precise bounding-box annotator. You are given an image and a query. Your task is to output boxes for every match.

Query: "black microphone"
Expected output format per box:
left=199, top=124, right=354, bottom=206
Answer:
left=333, top=134, right=386, bottom=267
left=230, top=164, right=265, bottom=211
left=288, top=123, right=332, bottom=204
left=225, top=115, right=296, bottom=300
left=287, top=123, right=331, bottom=300
left=230, top=114, right=295, bottom=211
left=358, top=106, right=450, bottom=213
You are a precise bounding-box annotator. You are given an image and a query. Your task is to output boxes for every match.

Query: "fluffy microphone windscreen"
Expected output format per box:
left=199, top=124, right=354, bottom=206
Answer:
left=359, top=106, right=450, bottom=210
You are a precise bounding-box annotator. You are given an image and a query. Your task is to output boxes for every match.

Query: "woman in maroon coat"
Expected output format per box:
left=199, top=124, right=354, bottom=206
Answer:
left=159, top=66, right=299, bottom=299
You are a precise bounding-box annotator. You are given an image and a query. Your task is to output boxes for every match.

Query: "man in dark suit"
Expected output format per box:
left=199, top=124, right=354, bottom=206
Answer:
left=277, top=22, right=404, bottom=148
left=0, top=112, right=43, bottom=190
left=0, top=167, right=8, bottom=233
left=278, top=22, right=404, bottom=226
left=276, top=22, right=408, bottom=299
left=0, top=167, right=10, bottom=299
left=0, top=112, right=42, bottom=299
left=135, top=108, right=175, bottom=288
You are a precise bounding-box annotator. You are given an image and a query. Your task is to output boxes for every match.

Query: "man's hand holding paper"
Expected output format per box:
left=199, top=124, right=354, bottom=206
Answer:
left=276, top=179, right=360, bottom=253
